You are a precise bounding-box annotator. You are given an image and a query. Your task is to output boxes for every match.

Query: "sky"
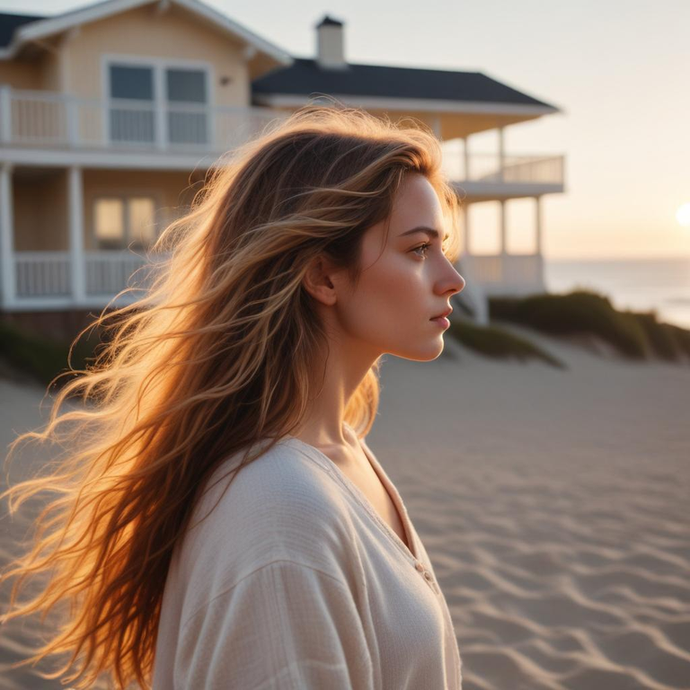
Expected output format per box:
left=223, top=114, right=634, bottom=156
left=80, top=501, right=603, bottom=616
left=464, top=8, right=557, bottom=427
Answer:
left=1, top=0, right=689, bottom=260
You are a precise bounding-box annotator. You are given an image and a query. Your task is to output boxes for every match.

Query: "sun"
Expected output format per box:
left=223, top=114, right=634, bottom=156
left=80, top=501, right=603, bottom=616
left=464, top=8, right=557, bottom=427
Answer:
left=677, top=203, right=690, bottom=227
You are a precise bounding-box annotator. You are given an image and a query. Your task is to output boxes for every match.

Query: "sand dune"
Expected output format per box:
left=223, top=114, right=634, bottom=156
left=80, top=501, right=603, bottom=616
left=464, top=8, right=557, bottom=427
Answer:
left=1, top=327, right=689, bottom=689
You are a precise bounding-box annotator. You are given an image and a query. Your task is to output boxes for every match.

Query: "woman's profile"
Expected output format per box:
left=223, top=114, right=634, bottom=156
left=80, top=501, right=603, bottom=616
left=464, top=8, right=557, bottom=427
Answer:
left=1, top=103, right=466, bottom=689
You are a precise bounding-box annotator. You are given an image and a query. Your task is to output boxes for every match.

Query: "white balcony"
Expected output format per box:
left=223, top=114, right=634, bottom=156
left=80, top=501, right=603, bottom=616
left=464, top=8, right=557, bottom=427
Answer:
left=441, top=143, right=565, bottom=201
left=11, top=250, right=168, bottom=309
left=1, top=88, right=565, bottom=195
left=0, top=87, right=287, bottom=155
left=460, top=253, right=545, bottom=297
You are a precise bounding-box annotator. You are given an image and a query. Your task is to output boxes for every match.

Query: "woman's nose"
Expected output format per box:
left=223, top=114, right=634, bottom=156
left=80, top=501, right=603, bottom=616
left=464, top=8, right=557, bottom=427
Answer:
left=446, top=266, right=465, bottom=295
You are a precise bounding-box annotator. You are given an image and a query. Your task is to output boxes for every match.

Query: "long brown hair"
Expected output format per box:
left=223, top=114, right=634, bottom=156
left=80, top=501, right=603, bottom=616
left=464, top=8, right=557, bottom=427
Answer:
left=0, top=102, right=462, bottom=689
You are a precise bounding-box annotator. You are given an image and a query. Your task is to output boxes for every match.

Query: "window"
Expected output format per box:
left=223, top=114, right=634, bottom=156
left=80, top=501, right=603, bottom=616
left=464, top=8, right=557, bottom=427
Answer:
left=167, top=67, right=208, bottom=144
left=107, top=60, right=210, bottom=146
left=94, top=196, right=157, bottom=250
left=109, top=65, right=155, bottom=143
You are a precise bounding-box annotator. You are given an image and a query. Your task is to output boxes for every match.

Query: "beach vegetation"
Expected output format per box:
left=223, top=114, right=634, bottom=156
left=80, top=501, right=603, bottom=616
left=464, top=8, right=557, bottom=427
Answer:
left=488, top=290, right=690, bottom=363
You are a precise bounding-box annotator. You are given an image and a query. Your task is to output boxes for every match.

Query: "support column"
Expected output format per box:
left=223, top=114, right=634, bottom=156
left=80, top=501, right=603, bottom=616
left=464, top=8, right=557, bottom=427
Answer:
left=0, top=86, right=11, bottom=144
left=535, top=195, right=545, bottom=288
left=499, top=199, right=507, bottom=256
left=463, top=137, right=470, bottom=180
left=68, top=165, right=86, bottom=304
left=499, top=199, right=507, bottom=286
left=0, top=162, right=15, bottom=309
left=498, top=127, right=505, bottom=182
left=462, top=204, right=471, bottom=257
left=431, top=115, right=441, bottom=140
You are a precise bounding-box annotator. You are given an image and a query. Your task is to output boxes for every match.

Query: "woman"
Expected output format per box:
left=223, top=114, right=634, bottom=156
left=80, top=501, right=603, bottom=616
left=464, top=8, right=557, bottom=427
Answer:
left=1, top=103, right=465, bottom=689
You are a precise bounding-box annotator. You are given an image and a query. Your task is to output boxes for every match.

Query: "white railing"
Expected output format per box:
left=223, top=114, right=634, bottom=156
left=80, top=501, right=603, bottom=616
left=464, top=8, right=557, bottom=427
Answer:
left=461, top=253, right=544, bottom=290
left=11, top=249, right=544, bottom=307
left=441, top=150, right=565, bottom=185
left=15, top=251, right=72, bottom=297
left=0, top=87, right=288, bottom=152
left=14, top=250, right=168, bottom=299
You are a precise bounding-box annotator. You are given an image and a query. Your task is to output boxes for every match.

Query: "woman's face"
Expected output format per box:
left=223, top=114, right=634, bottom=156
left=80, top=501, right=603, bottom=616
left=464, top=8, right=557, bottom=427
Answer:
left=331, top=173, right=466, bottom=361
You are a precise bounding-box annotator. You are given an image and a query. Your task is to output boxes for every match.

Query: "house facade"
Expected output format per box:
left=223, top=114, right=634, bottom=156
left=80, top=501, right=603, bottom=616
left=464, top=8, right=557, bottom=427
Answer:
left=0, top=0, right=565, bottom=339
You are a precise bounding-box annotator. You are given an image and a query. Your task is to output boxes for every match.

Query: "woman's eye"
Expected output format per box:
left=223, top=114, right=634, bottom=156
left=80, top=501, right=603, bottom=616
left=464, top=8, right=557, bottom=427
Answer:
left=413, top=242, right=432, bottom=258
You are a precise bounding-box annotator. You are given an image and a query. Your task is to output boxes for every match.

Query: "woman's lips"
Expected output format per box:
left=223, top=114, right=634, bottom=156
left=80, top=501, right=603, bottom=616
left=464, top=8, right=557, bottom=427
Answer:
left=430, top=316, right=451, bottom=329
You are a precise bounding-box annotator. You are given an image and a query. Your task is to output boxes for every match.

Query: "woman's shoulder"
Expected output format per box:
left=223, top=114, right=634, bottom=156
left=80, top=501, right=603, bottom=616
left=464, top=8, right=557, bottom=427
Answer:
left=175, top=438, right=356, bottom=589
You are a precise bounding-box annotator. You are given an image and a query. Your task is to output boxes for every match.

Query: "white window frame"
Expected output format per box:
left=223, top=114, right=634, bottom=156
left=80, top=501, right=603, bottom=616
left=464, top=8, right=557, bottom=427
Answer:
left=101, top=53, right=215, bottom=149
left=92, top=190, right=163, bottom=251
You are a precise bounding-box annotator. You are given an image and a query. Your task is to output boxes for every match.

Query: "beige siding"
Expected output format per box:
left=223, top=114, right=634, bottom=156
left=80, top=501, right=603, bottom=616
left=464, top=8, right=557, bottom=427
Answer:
left=0, top=60, right=43, bottom=89
left=13, top=168, right=202, bottom=251
left=61, top=4, right=250, bottom=106
left=14, top=170, right=68, bottom=251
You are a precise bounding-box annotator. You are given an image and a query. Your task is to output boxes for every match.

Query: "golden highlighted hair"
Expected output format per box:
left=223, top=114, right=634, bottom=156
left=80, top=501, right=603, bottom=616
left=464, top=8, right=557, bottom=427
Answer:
left=0, top=102, right=462, bottom=689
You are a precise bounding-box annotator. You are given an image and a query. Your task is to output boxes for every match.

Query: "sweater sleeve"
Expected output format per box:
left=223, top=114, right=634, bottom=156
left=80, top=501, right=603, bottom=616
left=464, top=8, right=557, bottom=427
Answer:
left=173, top=559, right=375, bottom=689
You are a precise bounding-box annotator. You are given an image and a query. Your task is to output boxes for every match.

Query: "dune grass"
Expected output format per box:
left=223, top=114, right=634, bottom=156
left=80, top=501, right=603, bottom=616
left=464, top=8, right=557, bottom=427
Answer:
left=446, top=318, right=566, bottom=369
left=489, top=290, right=690, bottom=363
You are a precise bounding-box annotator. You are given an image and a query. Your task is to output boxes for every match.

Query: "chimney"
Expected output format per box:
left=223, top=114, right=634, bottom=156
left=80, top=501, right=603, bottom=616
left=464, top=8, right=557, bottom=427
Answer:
left=315, top=15, right=347, bottom=69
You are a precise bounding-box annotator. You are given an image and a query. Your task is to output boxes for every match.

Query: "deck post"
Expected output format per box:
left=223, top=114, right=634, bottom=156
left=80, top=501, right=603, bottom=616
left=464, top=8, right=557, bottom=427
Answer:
left=0, top=163, right=16, bottom=309
left=535, top=195, right=545, bottom=289
left=68, top=166, right=86, bottom=304
left=0, top=86, right=11, bottom=144
left=463, top=137, right=470, bottom=180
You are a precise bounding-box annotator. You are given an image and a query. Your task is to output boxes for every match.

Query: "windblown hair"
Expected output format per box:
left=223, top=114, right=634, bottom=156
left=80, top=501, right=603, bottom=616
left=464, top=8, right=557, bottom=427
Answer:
left=0, top=102, right=462, bottom=689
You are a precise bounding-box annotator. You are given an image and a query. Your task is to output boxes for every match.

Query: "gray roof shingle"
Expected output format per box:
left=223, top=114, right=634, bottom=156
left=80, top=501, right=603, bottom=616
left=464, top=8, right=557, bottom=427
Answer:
left=252, top=57, right=557, bottom=109
left=0, top=11, right=45, bottom=48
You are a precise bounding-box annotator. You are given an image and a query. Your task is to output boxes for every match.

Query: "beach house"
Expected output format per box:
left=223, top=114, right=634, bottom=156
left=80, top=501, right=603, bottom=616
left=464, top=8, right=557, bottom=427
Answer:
left=0, top=0, right=565, bottom=338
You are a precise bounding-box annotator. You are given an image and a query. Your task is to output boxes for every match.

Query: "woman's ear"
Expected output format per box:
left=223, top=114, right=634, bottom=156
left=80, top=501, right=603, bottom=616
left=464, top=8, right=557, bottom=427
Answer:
left=302, top=255, right=339, bottom=307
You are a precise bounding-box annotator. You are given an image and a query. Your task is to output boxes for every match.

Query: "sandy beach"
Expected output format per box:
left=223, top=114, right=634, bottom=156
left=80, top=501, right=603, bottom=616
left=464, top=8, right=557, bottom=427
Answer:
left=1, top=323, right=689, bottom=689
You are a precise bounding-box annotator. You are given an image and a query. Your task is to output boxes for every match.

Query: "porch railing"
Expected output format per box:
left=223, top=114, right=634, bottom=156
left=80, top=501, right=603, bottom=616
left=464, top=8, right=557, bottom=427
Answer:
left=0, top=87, right=287, bottom=153
left=461, top=253, right=545, bottom=290
left=1, top=88, right=565, bottom=186
left=441, top=149, right=565, bottom=185
left=14, top=250, right=167, bottom=299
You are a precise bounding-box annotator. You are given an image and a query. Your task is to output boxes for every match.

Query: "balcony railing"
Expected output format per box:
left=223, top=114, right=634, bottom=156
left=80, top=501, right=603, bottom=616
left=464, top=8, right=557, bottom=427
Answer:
left=0, top=87, right=287, bottom=153
left=14, top=250, right=166, bottom=299
left=441, top=150, right=565, bottom=186
left=0, top=87, right=565, bottom=187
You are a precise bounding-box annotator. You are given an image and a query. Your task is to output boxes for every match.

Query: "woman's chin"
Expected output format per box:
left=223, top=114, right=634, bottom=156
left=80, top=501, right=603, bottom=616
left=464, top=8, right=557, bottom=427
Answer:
left=393, top=337, right=446, bottom=362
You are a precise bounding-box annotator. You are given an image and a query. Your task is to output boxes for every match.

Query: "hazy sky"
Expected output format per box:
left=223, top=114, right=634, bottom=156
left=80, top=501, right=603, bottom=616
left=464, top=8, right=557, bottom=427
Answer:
left=2, top=0, right=689, bottom=259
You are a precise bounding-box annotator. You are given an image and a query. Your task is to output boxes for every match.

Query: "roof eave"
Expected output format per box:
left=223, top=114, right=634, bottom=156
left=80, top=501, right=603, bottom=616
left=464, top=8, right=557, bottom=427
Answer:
left=252, top=93, right=564, bottom=116
left=1, top=0, right=293, bottom=67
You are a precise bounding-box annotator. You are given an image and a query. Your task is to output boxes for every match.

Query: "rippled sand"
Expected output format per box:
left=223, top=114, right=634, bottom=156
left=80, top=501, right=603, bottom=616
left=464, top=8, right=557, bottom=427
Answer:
left=1, top=323, right=689, bottom=689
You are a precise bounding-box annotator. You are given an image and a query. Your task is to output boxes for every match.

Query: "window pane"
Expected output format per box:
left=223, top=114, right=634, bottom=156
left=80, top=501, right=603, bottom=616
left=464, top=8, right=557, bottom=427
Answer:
left=166, top=68, right=206, bottom=103
left=110, top=65, right=154, bottom=100
left=95, top=199, right=124, bottom=249
left=128, top=197, right=157, bottom=246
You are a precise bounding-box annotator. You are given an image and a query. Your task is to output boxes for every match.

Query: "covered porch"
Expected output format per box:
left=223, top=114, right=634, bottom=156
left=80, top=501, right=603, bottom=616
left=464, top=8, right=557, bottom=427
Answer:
left=0, top=164, right=198, bottom=311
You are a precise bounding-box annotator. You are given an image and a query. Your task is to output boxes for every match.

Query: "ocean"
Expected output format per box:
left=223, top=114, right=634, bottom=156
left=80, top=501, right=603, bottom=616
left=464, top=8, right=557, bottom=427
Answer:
left=543, top=257, right=690, bottom=331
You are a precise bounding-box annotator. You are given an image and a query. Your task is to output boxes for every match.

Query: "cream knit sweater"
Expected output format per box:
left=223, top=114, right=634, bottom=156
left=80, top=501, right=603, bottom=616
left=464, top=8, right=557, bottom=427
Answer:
left=151, top=431, right=462, bottom=689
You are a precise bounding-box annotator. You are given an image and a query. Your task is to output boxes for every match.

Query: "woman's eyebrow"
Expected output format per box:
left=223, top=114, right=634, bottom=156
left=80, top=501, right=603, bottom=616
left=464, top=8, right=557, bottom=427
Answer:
left=399, top=226, right=450, bottom=241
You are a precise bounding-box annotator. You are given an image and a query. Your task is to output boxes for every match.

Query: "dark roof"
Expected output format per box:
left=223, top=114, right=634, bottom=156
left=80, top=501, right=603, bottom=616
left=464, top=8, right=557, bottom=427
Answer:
left=0, top=11, right=45, bottom=48
left=252, top=57, right=557, bottom=109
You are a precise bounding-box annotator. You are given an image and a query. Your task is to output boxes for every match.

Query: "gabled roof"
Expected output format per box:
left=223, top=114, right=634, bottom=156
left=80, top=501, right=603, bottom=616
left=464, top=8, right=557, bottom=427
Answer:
left=0, top=11, right=45, bottom=47
left=0, top=0, right=292, bottom=68
left=252, top=57, right=560, bottom=113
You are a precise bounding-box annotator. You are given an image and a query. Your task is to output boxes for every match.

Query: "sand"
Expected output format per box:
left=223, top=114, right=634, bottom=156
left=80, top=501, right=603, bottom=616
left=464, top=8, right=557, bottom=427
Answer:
left=1, top=323, right=689, bottom=689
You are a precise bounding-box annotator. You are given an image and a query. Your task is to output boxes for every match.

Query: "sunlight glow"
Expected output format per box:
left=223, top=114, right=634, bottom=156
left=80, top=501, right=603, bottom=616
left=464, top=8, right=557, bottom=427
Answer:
left=676, top=203, right=690, bottom=227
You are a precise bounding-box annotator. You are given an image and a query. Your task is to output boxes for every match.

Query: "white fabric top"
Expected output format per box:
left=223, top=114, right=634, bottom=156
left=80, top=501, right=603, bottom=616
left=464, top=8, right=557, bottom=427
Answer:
left=151, top=429, right=463, bottom=689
